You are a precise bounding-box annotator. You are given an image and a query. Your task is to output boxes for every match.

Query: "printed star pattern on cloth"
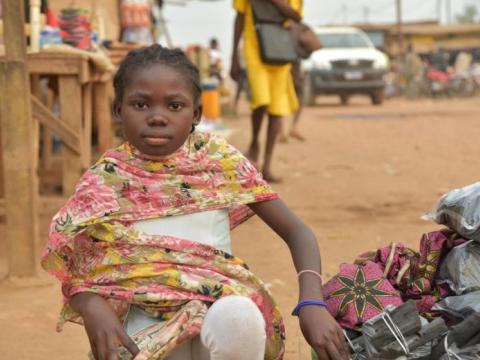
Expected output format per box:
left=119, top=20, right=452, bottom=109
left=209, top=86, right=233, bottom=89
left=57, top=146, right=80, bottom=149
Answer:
left=323, top=261, right=403, bottom=330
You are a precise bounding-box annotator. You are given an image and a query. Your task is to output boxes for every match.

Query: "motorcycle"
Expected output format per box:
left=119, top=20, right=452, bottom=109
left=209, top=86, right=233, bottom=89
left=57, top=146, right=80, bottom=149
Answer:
left=449, top=69, right=477, bottom=97
left=425, top=69, right=451, bottom=97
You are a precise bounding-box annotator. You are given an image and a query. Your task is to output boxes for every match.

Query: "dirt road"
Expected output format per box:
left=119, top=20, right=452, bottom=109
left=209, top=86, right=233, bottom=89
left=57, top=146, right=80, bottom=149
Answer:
left=1, top=96, right=480, bottom=359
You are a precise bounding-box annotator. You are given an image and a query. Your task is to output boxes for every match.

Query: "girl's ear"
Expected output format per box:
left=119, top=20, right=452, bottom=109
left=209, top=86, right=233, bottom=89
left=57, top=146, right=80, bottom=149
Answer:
left=112, top=101, right=121, bottom=120
left=193, top=104, right=203, bottom=125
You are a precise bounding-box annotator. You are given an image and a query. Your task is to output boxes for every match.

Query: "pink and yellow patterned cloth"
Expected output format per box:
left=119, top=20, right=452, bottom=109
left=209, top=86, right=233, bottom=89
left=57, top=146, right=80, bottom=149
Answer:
left=41, top=132, right=284, bottom=359
left=322, top=261, right=403, bottom=331
left=322, top=229, right=466, bottom=330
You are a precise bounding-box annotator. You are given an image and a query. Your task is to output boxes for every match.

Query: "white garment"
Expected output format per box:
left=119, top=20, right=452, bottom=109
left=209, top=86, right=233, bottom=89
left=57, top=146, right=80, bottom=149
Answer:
left=133, top=209, right=231, bottom=253
left=209, top=49, right=224, bottom=67
left=127, top=211, right=266, bottom=360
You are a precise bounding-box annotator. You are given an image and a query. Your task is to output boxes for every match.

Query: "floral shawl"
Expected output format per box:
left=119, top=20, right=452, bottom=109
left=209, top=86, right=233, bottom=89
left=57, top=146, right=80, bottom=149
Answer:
left=41, top=132, right=284, bottom=360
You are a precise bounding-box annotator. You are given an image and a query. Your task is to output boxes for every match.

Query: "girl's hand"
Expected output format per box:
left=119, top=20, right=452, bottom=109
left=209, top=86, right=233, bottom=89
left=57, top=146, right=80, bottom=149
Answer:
left=299, top=306, right=350, bottom=360
left=71, top=293, right=140, bottom=360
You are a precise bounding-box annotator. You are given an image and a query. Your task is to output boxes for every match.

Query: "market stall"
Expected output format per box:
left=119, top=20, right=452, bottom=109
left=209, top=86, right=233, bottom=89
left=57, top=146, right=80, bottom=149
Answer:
left=0, top=0, right=231, bottom=279
left=0, top=0, right=121, bottom=277
left=0, top=0, right=39, bottom=277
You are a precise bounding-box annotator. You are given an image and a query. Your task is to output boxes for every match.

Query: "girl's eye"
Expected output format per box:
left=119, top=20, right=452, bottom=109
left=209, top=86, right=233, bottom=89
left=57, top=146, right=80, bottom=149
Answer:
left=169, top=102, right=183, bottom=111
left=134, top=101, right=148, bottom=110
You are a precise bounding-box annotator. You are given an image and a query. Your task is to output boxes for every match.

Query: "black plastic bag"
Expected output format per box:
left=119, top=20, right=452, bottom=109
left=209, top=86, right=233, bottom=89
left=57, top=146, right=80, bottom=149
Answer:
left=436, top=241, right=480, bottom=295
left=440, top=344, right=480, bottom=360
left=432, top=291, right=480, bottom=323
left=424, top=182, right=480, bottom=241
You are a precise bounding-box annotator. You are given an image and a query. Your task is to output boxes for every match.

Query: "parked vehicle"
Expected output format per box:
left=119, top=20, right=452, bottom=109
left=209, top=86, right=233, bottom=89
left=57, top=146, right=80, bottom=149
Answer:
left=472, top=63, right=480, bottom=95
left=414, top=65, right=479, bottom=99
left=302, top=27, right=389, bottom=106
left=449, top=70, right=477, bottom=98
left=426, top=69, right=452, bottom=97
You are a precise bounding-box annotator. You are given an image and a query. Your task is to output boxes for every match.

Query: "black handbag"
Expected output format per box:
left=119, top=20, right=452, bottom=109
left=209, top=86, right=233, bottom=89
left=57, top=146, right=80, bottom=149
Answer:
left=250, top=0, right=297, bottom=65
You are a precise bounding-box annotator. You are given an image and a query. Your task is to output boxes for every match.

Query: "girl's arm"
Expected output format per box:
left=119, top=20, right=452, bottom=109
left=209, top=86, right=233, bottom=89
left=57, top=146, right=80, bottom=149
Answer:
left=269, top=0, right=302, bottom=22
left=248, top=199, right=349, bottom=360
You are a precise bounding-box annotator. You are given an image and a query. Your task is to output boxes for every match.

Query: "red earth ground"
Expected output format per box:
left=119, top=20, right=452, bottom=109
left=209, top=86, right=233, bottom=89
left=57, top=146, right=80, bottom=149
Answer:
left=1, top=95, right=480, bottom=359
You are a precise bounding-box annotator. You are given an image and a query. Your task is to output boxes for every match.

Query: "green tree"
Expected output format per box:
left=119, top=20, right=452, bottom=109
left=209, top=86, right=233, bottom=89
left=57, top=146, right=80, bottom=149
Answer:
left=455, top=5, right=478, bottom=23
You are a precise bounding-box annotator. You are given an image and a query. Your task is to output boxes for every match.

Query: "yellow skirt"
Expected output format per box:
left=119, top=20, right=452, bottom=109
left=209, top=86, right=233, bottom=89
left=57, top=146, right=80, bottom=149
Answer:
left=246, top=62, right=299, bottom=116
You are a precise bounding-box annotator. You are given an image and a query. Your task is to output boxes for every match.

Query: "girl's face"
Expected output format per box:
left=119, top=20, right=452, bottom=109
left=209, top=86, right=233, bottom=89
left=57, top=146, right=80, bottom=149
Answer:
left=116, top=63, right=201, bottom=158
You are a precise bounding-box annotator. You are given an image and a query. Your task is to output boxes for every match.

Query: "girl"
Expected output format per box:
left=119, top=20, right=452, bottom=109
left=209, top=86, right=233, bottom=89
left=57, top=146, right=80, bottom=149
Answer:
left=41, top=45, right=348, bottom=360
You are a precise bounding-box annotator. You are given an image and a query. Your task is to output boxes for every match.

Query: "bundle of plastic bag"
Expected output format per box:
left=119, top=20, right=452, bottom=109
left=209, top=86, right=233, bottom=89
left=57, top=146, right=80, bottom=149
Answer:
left=436, top=241, right=480, bottom=295
left=361, top=301, right=446, bottom=359
left=363, top=313, right=435, bottom=359
left=437, top=313, right=480, bottom=360
left=440, top=342, right=480, bottom=360
left=432, top=291, right=480, bottom=323
left=423, top=182, right=480, bottom=241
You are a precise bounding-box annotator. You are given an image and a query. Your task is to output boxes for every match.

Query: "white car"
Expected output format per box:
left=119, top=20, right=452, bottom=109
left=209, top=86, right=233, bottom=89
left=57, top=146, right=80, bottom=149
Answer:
left=302, top=27, right=389, bottom=105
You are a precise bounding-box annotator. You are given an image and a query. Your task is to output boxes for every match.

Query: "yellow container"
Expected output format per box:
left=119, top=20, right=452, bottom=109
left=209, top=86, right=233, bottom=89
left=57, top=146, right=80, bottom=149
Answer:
left=201, top=87, right=221, bottom=120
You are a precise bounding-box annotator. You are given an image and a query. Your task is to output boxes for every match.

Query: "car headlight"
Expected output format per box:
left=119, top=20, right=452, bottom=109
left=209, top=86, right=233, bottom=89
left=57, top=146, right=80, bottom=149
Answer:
left=301, top=59, right=313, bottom=72
left=373, top=57, right=388, bottom=70
left=313, top=59, right=332, bottom=70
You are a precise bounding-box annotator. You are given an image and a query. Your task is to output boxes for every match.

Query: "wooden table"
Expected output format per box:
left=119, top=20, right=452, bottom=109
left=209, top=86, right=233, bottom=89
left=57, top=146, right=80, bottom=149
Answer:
left=27, top=52, right=114, bottom=195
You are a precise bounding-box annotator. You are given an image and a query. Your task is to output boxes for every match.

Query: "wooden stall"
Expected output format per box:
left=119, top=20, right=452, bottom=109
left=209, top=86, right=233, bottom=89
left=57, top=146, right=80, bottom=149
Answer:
left=28, top=51, right=114, bottom=194
left=0, top=0, right=39, bottom=277
left=0, top=0, right=117, bottom=278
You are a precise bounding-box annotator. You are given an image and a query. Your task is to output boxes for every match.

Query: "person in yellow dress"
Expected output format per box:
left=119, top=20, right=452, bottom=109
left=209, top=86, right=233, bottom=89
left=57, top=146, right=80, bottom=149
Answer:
left=230, top=0, right=300, bottom=183
left=231, top=2, right=350, bottom=359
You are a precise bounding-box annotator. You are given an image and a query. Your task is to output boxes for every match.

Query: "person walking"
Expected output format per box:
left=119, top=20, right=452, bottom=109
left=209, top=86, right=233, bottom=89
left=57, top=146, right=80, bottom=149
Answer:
left=230, top=0, right=301, bottom=182
left=279, top=59, right=306, bottom=142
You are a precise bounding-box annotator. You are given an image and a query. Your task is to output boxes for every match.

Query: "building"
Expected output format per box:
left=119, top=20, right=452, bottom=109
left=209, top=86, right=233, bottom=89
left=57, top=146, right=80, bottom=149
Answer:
left=355, top=21, right=480, bottom=56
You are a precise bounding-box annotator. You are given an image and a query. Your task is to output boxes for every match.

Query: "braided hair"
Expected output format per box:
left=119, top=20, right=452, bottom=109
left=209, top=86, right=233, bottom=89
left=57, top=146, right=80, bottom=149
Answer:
left=113, top=45, right=202, bottom=106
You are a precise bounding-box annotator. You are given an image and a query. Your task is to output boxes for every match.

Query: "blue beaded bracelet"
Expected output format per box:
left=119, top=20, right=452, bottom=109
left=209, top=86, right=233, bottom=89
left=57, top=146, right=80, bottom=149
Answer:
left=292, top=300, right=328, bottom=316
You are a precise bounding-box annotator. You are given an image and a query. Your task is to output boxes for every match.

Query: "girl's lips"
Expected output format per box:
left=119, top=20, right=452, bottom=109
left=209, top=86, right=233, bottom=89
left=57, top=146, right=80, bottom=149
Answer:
left=144, top=137, right=170, bottom=146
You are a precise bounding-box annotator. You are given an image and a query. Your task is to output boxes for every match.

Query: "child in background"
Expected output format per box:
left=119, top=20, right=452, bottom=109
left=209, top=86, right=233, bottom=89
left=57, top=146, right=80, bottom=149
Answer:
left=208, top=37, right=225, bottom=85
left=41, top=45, right=348, bottom=360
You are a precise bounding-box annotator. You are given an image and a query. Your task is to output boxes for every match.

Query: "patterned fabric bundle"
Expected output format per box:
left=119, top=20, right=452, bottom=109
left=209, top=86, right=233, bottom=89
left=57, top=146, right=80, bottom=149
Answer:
left=41, top=132, right=285, bottom=360
left=323, top=230, right=467, bottom=330
left=373, top=230, right=465, bottom=315
left=322, top=262, right=403, bottom=331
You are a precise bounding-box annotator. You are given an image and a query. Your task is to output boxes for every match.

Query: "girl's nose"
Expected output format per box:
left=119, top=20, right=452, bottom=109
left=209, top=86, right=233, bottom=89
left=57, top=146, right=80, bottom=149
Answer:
left=147, top=113, right=168, bottom=126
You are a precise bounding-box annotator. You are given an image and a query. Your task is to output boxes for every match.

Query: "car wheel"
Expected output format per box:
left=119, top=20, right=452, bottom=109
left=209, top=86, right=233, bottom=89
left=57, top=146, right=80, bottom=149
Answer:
left=303, top=75, right=316, bottom=106
left=340, top=95, right=349, bottom=105
left=370, top=90, right=384, bottom=105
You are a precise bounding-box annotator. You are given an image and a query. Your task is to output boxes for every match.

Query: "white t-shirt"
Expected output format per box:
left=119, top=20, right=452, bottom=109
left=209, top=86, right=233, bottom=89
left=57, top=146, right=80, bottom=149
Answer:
left=133, top=209, right=231, bottom=253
